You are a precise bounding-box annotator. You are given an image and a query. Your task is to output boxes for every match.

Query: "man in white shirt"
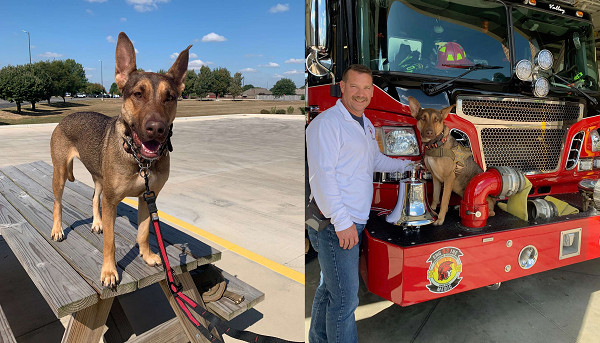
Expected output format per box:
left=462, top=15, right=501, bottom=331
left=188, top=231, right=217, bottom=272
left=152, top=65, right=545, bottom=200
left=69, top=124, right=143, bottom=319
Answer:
left=306, top=64, right=412, bottom=343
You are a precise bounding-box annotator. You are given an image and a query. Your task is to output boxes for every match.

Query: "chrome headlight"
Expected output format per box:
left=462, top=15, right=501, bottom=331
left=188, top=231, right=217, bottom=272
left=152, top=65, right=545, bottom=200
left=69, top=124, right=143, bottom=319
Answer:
left=591, top=130, right=600, bottom=152
left=515, top=59, right=533, bottom=81
left=383, top=127, right=419, bottom=156
left=533, top=77, right=549, bottom=97
left=535, top=49, right=553, bottom=71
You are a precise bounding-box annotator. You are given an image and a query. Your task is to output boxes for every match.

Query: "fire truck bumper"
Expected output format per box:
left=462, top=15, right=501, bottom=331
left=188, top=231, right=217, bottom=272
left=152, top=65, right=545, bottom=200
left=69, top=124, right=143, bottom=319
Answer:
left=359, top=209, right=600, bottom=306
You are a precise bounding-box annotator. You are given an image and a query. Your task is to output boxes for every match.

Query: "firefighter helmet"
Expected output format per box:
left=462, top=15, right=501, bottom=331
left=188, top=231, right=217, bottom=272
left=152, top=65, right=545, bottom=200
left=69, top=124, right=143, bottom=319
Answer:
left=436, top=42, right=472, bottom=69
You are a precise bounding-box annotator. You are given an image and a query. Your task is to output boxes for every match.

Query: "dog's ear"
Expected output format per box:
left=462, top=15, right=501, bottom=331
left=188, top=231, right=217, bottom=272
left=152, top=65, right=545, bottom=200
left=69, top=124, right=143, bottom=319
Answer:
left=167, top=44, right=192, bottom=95
left=115, top=32, right=137, bottom=90
left=408, top=96, right=421, bottom=118
left=440, top=104, right=455, bottom=120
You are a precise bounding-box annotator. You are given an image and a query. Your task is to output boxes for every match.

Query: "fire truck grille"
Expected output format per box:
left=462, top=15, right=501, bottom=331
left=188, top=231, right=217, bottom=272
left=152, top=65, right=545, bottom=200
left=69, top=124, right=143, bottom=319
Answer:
left=461, top=99, right=581, bottom=122
left=481, top=128, right=566, bottom=173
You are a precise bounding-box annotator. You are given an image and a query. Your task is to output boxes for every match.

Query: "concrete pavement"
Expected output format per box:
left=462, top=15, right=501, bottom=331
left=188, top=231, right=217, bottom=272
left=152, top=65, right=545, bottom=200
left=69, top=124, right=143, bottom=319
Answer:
left=0, top=113, right=304, bottom=342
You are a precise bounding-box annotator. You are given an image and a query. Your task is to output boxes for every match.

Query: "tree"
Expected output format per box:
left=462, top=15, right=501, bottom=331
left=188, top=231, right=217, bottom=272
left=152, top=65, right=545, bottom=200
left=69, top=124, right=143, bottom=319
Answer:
left=62, top=59, right=87, bottom=101
left=86, top=83, right=105, bottom=96
left=212, top=67, right=232, bottom=98
left=183, top=70, right=197, bottom=98
left=0, top=64, right=51, bottom=113
left=242, top=84, right=255, bottom=92
left=229, top=72, right=243, bottom=99
left=34, top=59, right=87, bottom=103
left=109, top=82, right=121, bottom=96
left=35, top=61, right=60, bottom=104
left=157, top=69, right=167, bottom=74
left=270, top=78, right=297, bottom=96
left=195, top=65, right=213, bottom=98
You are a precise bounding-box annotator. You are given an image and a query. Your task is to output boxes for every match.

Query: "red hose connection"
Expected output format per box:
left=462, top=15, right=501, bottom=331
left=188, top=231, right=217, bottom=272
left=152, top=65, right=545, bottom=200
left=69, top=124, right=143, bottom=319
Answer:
left=460, top=166, right=526, bottom=228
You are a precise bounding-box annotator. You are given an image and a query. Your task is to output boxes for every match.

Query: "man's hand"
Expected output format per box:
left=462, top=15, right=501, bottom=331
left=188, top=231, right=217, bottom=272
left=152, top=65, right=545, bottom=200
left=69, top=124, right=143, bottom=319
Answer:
left=336, top=224, right=359, bottom=250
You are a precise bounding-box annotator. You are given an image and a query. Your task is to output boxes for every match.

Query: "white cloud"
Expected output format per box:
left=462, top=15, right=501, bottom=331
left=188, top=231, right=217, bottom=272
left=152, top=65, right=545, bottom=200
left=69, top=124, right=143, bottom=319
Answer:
left=84, top=67, right=96, bottom=71
left=269, top=3, right=289, bottom=13
left=171, top=52, right=197, bottom=59
left=245, top=54, right=264, bottom=58
left=284, top=70, right=303, bottom=75
left=126, top=0, right=170, bottom=13
left=106, top=35, right=116, bottom=43
left=201, top=32, right=227, bottom=42
left=86, top=9, right=94, bottom=15
left=39, top=52, right=63, bottom=58
left=273, top=74, right=284, bottom=78
left=285, top=58, right=303, bottom=64
left=86, top=0, right=107, bottom=2
left=120, top=17, right=127, bottom=22
left=259, top=62, right=280, bottom=68
left=240, top=68, right=258, bottom=73
left=135, top=48, right=139, bottom=54
left=188, top=59, right=213, bottom=70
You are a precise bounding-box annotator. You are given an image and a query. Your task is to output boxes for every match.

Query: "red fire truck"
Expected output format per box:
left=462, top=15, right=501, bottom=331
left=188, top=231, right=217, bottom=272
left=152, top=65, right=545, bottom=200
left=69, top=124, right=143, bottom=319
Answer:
left=306, top=0, right=600, bottom=306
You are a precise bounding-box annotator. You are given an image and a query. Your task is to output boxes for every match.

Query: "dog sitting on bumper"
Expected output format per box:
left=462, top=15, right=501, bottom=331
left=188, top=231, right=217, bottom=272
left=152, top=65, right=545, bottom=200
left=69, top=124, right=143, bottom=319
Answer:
left=408, top=96, right=495, bottom=226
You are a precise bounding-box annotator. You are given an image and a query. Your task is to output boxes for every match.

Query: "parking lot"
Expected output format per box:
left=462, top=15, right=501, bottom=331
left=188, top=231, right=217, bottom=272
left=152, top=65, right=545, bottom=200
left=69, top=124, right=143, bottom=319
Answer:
left=0, top=113, right=304, bottom=342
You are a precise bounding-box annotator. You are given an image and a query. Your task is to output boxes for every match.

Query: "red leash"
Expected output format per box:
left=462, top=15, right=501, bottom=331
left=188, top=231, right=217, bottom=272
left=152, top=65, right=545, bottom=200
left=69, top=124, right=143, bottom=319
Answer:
left=140, top=169, right=301, bottom=343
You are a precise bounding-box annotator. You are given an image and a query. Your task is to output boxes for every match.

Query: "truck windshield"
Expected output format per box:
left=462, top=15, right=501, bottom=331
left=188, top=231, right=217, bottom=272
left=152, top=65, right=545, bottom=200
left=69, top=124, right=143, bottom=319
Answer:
left=512, top=6, right=598, bottom=91
left=357, top=0, right=511, bottom=82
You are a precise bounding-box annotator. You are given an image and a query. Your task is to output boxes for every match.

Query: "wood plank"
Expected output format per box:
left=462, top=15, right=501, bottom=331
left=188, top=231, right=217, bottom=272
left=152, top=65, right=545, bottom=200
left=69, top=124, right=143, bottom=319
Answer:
left=198, top=269, right=265, bottom=321
left=159, top=273, right=222, bottom=343
left=4, top=165, right=178, bottom=290
left=0, top=305, right=17, bottom=343
left=61, top=297, right=114, bottom=343
left=126, top=318, right=187, bottom=343
left=17, top=163, right=202, bottom=283
left=103, top=298, right=134, bottom=343
left=0, top=194, right=98, bottom=318
left=29, top=161, right=221, bottom=266
left=0, top=167, right=137, bottom=299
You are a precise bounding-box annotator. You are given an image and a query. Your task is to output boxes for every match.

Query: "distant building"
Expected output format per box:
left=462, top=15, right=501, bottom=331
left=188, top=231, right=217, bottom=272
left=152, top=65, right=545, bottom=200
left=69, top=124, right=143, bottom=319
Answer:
left=242, top=88, right=272, bottom=99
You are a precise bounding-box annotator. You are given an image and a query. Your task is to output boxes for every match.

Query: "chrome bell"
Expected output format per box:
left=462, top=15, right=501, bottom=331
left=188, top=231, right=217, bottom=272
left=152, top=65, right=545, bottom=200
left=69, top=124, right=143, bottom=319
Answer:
left=386, top=164, right=436, bottom=227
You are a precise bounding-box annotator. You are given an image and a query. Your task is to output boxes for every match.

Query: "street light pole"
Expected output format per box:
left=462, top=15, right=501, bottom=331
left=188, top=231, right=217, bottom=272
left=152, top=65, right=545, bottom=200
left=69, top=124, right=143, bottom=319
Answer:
left=99, top=60, right=104, bottom=101
left=22, top=30, right=31, bottom=64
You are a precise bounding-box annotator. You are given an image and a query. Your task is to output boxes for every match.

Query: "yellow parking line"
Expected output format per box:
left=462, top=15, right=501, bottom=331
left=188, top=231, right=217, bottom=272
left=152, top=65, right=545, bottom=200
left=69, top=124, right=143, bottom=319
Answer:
left=121, top=198, right=305, bottom=285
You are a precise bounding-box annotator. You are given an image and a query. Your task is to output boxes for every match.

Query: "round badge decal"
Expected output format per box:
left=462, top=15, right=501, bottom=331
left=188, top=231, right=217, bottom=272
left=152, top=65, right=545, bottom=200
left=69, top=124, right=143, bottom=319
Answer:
left=426, top=247, right=463, bottom=293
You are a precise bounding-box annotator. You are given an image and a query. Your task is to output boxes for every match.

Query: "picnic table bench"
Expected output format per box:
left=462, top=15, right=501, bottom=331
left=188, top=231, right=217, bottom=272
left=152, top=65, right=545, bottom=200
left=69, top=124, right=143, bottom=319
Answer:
left=0, top=161, right=264, bottom=343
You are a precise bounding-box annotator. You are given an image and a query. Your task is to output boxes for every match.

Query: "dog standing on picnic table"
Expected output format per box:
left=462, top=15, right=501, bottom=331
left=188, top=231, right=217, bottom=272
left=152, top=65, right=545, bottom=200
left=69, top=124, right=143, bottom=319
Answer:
left=50, top=32, right=191, bottom=288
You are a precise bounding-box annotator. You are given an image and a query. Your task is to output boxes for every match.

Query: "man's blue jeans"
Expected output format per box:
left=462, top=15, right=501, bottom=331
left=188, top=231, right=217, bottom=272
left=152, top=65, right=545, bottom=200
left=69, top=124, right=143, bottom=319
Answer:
left=307, top=222, right=366, bottom=343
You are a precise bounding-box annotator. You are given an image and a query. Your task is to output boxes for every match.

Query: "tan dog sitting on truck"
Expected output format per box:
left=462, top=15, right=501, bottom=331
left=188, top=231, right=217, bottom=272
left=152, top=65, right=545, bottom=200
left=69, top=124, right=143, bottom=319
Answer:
left=408, top=96, right=495, bottom=225
left=50, top=32, right=191, bottom=287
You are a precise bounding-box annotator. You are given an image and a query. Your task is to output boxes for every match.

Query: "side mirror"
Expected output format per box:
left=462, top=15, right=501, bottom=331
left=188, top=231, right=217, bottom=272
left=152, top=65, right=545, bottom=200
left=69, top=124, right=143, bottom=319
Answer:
left=306, top=0, right=332, bottom=77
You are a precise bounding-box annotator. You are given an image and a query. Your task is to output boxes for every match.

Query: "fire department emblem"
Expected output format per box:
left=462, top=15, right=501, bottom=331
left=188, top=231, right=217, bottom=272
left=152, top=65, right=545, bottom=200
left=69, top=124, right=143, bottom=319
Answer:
left=426, top=247, right=463, bottom=293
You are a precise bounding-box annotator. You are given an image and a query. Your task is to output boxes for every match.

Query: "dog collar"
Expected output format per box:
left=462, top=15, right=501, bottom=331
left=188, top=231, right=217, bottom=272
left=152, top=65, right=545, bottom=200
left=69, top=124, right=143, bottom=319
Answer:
left=423, top=133, right=448, bottom=150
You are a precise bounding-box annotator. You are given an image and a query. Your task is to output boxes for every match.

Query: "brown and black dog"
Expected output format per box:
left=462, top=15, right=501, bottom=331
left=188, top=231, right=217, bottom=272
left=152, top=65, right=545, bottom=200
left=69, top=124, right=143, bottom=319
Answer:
left=50, top=32, right=191, bottom=287
left=408, top=96, right=495, bottom=226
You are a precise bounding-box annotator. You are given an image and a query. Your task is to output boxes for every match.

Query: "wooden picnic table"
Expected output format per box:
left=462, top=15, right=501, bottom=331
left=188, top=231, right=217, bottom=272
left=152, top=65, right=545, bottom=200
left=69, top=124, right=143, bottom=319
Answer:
left=0, top=161, right=263, bottom=343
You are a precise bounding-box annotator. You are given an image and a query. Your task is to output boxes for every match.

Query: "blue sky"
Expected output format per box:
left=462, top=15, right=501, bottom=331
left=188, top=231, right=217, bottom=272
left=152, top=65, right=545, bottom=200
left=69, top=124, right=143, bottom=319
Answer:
left=0, top=0, right=304, bottom=90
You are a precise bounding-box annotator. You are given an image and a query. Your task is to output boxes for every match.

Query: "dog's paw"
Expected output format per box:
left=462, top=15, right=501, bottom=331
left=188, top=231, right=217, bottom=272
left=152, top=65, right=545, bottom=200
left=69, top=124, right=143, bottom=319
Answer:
left=100, top=265, right=119, bottom=288
left=433, top=217, right=445, bottom=226
left=489, top=210, right=496, bottom=217
left=91, top=221, right=103, bottom=234
left=51, top=227, right=64, bottom=242
left=141, top=252, right=162, bottom=267
left=430, top=202, right=439, bottom=210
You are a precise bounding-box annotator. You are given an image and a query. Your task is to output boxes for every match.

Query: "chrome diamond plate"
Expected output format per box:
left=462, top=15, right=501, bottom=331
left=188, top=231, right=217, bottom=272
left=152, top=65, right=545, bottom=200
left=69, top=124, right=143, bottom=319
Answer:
left=481, top=128, right=566, bottom=173
left=460, top=98, right=582, bottom=122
